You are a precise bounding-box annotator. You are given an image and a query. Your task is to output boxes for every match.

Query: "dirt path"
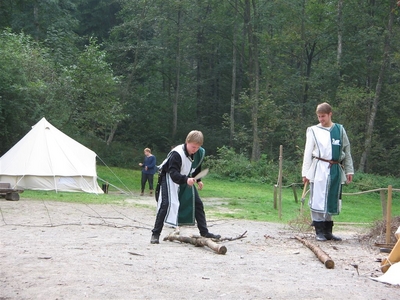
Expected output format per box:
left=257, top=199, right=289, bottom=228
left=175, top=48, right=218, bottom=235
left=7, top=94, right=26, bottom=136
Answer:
left=0, top=197, right=398, bottom=300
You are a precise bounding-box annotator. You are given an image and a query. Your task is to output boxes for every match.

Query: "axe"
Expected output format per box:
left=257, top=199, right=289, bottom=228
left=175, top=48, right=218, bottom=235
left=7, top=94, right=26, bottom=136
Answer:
left=189, top=168, right=209, bottom=188
left=193, top=168, right=209, bottom=180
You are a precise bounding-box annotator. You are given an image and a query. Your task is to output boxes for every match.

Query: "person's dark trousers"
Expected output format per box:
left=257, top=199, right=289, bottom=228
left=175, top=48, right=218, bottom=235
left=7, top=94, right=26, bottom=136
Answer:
left=151, top=177, right=169, bottom=236
left=140, top=173, right=146, bottom=193
left=148, top=174, right=154, bottom=190
left=194, top=189, right=208, bottom=235
left=141, top=174, right=154, bottom=192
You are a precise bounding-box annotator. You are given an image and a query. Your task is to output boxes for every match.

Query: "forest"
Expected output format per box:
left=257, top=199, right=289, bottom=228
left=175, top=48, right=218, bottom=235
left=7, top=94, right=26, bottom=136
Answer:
left=1, top=0, right=400, bottom=177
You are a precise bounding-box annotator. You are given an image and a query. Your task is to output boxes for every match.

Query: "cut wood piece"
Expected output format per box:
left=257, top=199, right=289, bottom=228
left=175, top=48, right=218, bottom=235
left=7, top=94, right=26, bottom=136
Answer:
left=164, top=233, right=227, bottom=255
left=295, top=236, right=335, bottom=269
left=381, top=237, right=400, bottom=273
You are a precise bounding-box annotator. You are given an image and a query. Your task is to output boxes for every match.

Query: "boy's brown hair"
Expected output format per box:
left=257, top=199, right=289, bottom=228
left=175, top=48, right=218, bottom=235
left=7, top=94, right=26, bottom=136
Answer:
left=185, top=130, right=204, bottom=145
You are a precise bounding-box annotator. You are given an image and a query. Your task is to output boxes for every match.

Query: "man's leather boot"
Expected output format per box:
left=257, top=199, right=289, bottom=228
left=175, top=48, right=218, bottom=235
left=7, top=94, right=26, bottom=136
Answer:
left=313, top=221, right=327, bottom=241
left=324, top=221, right=342, bottom=241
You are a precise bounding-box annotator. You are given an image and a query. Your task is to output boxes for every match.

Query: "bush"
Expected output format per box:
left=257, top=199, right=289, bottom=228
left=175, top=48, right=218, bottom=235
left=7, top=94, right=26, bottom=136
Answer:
left=204, top=146, right=302, bottom=184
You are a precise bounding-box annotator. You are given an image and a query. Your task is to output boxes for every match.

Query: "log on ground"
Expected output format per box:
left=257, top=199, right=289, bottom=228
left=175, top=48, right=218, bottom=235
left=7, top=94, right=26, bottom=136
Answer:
left=295, top=236, right=335, bottom=269
left=164, top=233, right=227, bottom=255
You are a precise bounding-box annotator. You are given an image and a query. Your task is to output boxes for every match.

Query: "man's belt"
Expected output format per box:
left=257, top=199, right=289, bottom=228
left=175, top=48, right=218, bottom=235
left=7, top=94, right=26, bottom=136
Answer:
left=313, top=156, right=339, bottom=168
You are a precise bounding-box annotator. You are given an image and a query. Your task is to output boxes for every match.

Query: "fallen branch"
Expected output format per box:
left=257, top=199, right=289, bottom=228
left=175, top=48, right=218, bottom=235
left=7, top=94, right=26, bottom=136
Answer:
left=164, top=233, right=227, bottom=255
left=295, top=236, right=335, bottom=269
left=220, top=231, right=247, bottom=241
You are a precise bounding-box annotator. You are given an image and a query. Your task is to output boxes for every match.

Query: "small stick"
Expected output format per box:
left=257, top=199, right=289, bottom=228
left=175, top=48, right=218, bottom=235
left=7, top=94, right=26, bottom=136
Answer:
left=220, top=231, right=247, bottom=241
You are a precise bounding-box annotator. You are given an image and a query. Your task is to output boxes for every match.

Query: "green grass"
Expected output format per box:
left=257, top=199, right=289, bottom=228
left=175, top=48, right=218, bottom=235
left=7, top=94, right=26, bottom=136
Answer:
left=16, top=165, right=400, bottom=226
left=200, top=176, right=399, bottom=224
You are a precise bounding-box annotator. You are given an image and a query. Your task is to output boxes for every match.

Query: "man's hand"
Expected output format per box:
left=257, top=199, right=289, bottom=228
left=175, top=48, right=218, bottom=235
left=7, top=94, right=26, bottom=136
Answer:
left=346, top=174, right=353, bottom=184
left=197, top=181, right=204, bottom=190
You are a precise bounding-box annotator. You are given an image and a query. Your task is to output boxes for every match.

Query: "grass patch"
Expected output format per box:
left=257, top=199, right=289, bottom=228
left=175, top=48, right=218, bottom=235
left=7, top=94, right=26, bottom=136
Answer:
left=16, top=166, right=400, bottom=227
left=200, top=176, right=400, bottom=224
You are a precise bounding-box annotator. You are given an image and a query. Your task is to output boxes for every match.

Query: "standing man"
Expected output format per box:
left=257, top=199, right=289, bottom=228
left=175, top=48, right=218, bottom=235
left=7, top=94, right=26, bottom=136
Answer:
left=302, top=102, right=354, bottom=241
left=139, top=148, right=156, bottom=196
left=150, top=130, right=220, bottom=244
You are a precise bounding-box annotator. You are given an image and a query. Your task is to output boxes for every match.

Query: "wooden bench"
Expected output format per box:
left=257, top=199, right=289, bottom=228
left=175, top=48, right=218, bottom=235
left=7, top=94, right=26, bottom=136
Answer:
left=0, top=182, right=24, bottom=201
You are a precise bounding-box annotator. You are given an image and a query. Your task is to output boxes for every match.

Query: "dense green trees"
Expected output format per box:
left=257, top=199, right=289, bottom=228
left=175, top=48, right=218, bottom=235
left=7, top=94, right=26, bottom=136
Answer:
left=0, top=31, right=122, bottom=154
left=1, top=0, right=400, bottom=176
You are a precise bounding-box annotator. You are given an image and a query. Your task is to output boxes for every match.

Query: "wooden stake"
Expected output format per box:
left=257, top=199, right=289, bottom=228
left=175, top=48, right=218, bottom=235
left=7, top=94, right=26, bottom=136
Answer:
left=295, top=236, right=335, bottom=269
left=278, top=145, right=283, bottom=220
left=385, top=185, right=392, bottom=245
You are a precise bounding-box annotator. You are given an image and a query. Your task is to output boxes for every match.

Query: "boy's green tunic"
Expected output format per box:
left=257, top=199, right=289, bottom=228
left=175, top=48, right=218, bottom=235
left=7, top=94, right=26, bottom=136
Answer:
left=326, top=124, right=342, bottom=214
left=178, top=147, right=205, bottom=225
left=157, top=145, right=205, bottom=226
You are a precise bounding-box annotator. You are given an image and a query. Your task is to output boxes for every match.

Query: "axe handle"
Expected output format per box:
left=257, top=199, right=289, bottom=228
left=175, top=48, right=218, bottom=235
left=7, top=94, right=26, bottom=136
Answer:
left=301, top=181, right=309, bottom=199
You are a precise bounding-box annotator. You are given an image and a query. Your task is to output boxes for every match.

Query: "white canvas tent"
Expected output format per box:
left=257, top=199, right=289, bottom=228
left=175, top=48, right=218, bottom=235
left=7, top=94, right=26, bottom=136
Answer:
left=0, top=117, right=103, bottom=194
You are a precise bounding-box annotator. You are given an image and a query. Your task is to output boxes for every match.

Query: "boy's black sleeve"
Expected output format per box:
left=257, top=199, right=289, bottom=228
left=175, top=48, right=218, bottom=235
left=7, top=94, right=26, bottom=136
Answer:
left=167, top=152, right=188, bottom=185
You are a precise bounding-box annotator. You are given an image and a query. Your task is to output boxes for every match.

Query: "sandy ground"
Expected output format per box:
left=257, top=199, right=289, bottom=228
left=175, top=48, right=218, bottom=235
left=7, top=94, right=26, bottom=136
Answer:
left=0, top=195, right=399, bottom=300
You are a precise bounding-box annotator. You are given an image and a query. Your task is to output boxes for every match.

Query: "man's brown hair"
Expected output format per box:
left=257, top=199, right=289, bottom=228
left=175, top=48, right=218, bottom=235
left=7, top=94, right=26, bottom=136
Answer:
left=316, top=102, right=332, bottom=114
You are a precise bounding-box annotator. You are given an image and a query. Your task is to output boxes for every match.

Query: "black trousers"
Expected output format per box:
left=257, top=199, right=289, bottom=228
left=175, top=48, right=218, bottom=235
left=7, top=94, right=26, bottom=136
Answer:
left=152, top=176, right=208, bottom=236
left=141, top=173, right=154, bottom=192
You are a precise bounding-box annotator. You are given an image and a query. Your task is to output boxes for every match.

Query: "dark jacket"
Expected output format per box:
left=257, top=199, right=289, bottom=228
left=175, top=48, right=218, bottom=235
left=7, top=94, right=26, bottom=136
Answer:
left=142, top=155, right=157, bottom=175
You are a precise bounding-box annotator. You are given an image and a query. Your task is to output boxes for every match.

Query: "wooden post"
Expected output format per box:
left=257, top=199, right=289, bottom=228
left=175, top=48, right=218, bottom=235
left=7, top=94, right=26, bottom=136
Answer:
left=292, top=184, right=298, bottom=203
left=273, top=185, right=277, bottom=209
left=278, top=145, right=283, bottom=220
left=380, top=189, right=387, bottom=219
left=385, top=185, right=392, bottom=245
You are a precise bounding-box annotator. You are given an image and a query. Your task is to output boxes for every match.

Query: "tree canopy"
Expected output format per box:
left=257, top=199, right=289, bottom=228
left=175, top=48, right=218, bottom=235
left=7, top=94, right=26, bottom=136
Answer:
left=1, top=0, right=400, bottom=176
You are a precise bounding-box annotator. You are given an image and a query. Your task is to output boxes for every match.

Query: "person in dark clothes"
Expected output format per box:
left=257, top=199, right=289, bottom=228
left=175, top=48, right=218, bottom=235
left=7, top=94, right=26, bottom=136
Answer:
left=139, top=148, right=156, bottom=196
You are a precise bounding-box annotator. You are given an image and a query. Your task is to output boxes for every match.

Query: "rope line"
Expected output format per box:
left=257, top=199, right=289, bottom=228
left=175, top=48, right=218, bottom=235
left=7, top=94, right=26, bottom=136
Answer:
left=276, top=183, right=400, bottom=195
left=96, top=155, right=133, bottom=195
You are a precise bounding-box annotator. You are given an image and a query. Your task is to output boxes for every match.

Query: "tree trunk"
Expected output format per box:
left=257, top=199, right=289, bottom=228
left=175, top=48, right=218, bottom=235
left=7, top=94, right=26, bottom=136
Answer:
left=337, top=0, right=343, bottom=81
left=245, top=0, right=260, bottom=161
left=172, top=6, right=182, bottom=140
left=300, top=0, right=306, bottom=117
left=33, top=1, right=40, bottom=41
left=119, top=4, right=146, bottom=144
left=302, top=42, right=316, bottom=110
left=229, top=0, right=238, bottom=147
left=106, top=123, right=118, bottom=145
left=252, top=1, right=260, bottom=161
left=358, top=1, right=395, bottom=172
left=196, top=31, right=203, bottom=123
